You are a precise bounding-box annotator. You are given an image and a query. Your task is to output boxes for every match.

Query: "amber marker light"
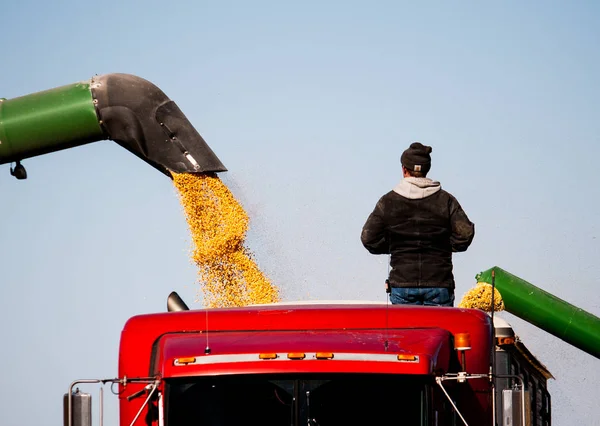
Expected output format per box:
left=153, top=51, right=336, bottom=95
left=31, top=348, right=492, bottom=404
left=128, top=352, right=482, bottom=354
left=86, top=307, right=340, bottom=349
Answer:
left=287, top=353, right=306, bottom=360
left=174, top=357, right=196, bottom=365
left=454, top=333, right=472, bottom=351
left=259, top=353, right=278, bottom=360
left=497, top=336, right=515, bottom=345
left=315, top=352, right=334, bottom=359
left=454, top=332, right=472, bottom=372
left=397, top=354, right=418, bottom=361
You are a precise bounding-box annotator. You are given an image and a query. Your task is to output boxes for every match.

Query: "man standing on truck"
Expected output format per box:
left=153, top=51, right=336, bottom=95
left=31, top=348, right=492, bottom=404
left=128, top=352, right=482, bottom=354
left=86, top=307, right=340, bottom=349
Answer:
left=361, top=142, right=474, bottom=306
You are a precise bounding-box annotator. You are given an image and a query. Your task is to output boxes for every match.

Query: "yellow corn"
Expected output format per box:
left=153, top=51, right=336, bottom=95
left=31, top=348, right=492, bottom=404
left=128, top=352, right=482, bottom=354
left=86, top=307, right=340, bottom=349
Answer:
left=173, top=173, right=280, bottom=308
left=458, top=282, right=505, bottom=312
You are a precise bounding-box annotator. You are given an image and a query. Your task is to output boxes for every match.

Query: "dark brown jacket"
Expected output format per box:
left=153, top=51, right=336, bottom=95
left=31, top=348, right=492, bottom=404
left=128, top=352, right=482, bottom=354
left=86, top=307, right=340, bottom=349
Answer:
left=361, top=178, right=474, bottom=289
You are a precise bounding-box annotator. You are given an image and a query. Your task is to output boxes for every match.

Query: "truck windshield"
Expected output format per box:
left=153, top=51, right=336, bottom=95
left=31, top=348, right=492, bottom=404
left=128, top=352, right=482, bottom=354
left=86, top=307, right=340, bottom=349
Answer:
left=165, top=374, right=429, bottom=426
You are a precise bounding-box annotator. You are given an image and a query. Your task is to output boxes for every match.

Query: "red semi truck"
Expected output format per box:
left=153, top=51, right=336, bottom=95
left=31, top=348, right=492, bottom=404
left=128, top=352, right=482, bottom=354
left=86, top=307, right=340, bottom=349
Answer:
left=66, top=296, right=551, bottom=426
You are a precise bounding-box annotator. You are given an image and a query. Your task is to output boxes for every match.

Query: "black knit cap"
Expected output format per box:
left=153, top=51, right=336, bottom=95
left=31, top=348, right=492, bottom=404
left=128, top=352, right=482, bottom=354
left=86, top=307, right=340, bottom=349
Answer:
left=401, top=142, right=432, bottom=174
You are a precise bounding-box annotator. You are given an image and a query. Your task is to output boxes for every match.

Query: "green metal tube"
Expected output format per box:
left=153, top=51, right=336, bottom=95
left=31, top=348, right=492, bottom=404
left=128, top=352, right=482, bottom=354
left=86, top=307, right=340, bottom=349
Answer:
left=477, top=266, right=600, bottom=359
left=1, top=74, right=227, bottom=176
left=0, top=81, right=104, bottom=164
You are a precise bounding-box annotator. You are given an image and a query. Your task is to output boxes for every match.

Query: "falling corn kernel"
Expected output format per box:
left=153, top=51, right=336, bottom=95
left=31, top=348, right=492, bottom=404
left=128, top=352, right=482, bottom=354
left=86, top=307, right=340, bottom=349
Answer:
left=459, top=282, right=505, bottom=311
left=173, top=172, right=280, bottom=308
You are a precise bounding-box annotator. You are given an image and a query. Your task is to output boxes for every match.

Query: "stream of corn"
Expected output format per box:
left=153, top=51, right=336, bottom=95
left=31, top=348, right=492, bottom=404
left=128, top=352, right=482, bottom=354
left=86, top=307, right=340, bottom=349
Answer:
left=173, top=172, right=280, bottom=308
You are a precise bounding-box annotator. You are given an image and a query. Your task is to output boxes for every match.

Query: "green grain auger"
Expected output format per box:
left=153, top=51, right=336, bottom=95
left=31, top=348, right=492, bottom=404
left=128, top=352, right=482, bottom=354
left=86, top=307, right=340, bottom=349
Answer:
left=477, top=266, right=600, bottom=359
left=0, top=74, right=226, bottom=179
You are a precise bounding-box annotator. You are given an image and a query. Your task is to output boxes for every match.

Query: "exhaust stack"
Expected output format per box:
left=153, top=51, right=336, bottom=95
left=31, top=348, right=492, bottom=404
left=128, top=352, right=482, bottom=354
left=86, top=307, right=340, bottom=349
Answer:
left=0, top=74, right=226, bottom=178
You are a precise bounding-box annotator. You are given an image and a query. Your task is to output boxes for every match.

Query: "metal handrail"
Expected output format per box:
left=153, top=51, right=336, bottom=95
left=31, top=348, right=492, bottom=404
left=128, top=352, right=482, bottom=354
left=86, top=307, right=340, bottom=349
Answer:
left=436, top=374, right=489, bottom=426
left=436, top=372, right=527, bottom=426
left=67, top=377, right=159, bottom=426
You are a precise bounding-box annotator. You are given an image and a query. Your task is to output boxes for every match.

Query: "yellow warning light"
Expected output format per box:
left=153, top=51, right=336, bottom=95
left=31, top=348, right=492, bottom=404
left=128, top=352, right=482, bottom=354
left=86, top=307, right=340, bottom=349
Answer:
left=315, top=352, right=334, bottom=359
left=397, top=354, right=418, bottom=361
left=287, top=353, right=306, bottom=360
left=454, top=333, right=472, bottom=351
left=174, top=357, right=196, bottom=365
left=259, top=353, right=278, bottom=360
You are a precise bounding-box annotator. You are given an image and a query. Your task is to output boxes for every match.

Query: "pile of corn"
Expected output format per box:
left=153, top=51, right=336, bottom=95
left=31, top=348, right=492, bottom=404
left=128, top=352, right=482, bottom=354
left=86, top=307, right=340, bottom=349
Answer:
left=173, top=172, right=280, bottom=308
left=458, top=282, right=505, bottom=312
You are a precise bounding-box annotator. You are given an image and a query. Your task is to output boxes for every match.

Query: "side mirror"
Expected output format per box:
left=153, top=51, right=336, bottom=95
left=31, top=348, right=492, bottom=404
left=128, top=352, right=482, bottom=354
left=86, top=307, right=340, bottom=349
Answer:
left=63, top=388, right=92, bottom=426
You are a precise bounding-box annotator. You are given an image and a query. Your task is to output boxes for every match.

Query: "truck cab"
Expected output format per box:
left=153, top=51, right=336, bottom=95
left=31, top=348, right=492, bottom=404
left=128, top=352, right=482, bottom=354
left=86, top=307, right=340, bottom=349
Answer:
left=67, top=301, right=550, bottom=426
left=116, top=302, right=493, bottom=425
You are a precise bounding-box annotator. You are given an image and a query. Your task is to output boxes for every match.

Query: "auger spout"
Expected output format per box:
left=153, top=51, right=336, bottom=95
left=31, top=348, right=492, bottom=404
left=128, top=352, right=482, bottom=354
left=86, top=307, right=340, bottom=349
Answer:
left=0, top=74, right=226, bottom=178
left=477, top=266, right=600, bottom=359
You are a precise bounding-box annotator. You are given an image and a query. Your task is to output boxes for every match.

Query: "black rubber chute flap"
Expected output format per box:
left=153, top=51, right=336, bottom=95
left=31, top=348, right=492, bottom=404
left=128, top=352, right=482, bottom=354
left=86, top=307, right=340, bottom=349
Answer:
left=92, top=74, right=226, bottom=176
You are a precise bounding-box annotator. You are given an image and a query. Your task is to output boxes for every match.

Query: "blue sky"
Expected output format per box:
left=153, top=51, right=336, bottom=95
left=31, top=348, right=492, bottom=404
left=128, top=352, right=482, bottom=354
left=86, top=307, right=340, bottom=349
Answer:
left=1, top=1, right=599, bottom=424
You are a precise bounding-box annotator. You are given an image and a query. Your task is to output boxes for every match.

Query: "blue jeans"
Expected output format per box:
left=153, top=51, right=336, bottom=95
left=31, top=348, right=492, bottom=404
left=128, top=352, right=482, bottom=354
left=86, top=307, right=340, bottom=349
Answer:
left=390, top=287, right=454, bottom=307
